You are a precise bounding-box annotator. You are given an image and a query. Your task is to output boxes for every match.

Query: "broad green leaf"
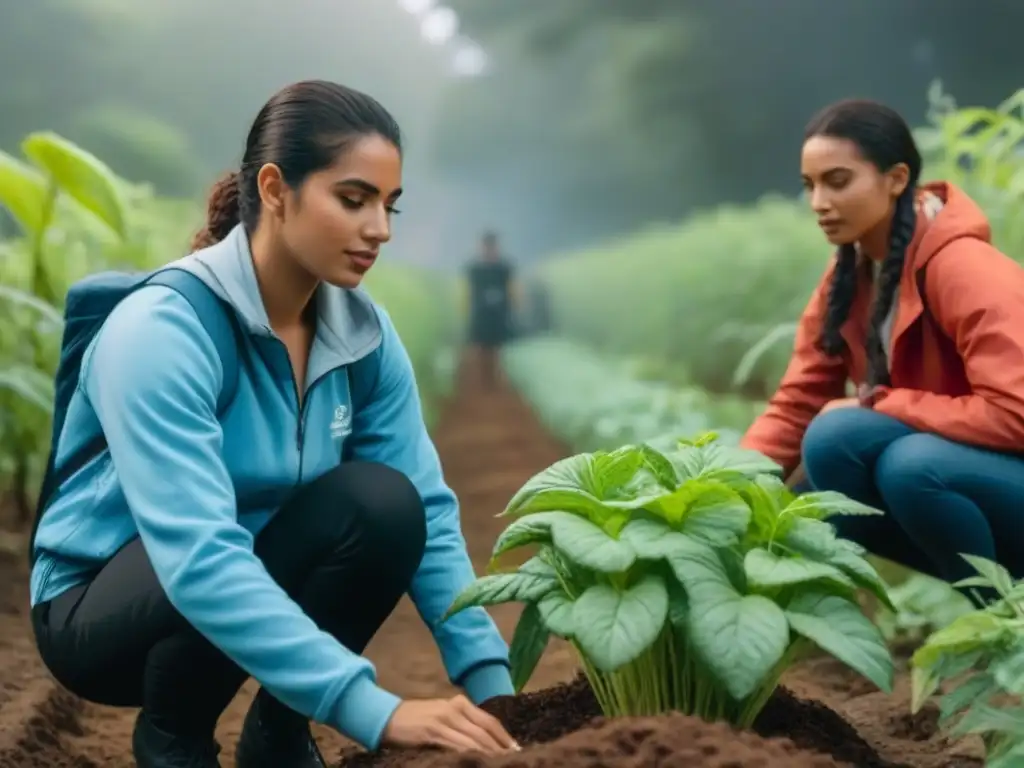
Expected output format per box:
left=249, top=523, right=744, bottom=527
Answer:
left=990, top=742, right=1024, bottom=768
left=0, top=366, right=56, bottom=413
left=680, top=482, right=751, bottom=545
left=991, top=645, right=1024, bottom=695
left=939, top=673, right=999, bottom=720
left=667, top=579, right=689, bottom=631
left=503, top=452, right=668, bottom=526
left=0, top=284, right=65, bottom=329
left=638, top=443, right=679, bottom=488
left=619, top=517, right=694, bottom=560
left=738, top=479, right=784, bottom=541
left=572, top=575, right=669, bottom=672
left=828, top=547, right=895, bottom=611
left=911, top=612, right=1012, bottom=671
left=951, top=702, right=1024, bottom=740
left=553, top=514, right=637, bottom=572
left=671, top=541, right=789, bottom=699
left=785, top=591, right=894, bottom=693
left=22, top=132, right=127, bottom=238
left=780, top=517, right=839, bottom=560
left=696, top=442, right=782, bottom=478
left=960, top=554, right=1015, bottom=598
left=492, top=510, right=636, bottom=572
left=0, top=150, right=48, bottom=236
left=538, top=590, right=576, bottom=638
left=745, top=548, right=856, bottom=593
left=645, top=478, right=750, bottom=542
left=508, top=604, right=549, bottom=693
left=689, top=591, right=790, bottom=700
left=444, top=561, right=559, bottom=619
left=781, top=491, right=883, bottom=520
left=912, top=648, right=985, bottom=713
left=664, top=444, right=705, bottom=483
left=491, top=513, right=560, bottom=559
left=589, top=446, right=645, bottom=496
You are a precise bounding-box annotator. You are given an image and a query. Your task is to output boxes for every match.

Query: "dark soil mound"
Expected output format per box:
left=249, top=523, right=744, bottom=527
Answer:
left=337, top=675, right=898, bottom=768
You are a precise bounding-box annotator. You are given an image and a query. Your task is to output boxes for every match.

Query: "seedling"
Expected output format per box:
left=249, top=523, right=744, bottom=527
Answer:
left=911, top=556, right=1024, bottom=767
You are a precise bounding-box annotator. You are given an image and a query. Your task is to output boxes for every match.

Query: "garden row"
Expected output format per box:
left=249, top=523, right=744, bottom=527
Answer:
left=533, top=83, right=1024, bottom=400
left=490, top=335, right=1020, bottom=765
left=0, top=133, right=455, bottom=525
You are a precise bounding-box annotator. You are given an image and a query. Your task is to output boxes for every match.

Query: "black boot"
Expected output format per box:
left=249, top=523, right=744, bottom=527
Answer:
left=132, top=711, right=222, bottom=768
left=235, top=689, right=326, bottom=768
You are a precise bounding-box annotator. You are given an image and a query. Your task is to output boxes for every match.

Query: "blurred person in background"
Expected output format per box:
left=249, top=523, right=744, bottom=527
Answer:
left=465, top=231, right=516, bottom=388
left=28, top=80, right=518, bottom=768
left=741, top=98, right=1024, bottom=602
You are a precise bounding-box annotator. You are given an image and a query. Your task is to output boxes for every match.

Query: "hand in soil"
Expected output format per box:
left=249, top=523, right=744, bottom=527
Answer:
left=382, top=695, right=521, bottom=755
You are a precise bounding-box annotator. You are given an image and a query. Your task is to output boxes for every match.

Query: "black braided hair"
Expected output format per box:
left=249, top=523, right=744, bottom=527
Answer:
left=819, top=243, right=858, bottom=357
left=804, top=99, right=922, bottom=385
left=864, top=187, right=917, bottom=386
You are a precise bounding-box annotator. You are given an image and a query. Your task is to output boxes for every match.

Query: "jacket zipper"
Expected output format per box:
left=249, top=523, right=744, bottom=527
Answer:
left=275, top=338, right=342, bottom=487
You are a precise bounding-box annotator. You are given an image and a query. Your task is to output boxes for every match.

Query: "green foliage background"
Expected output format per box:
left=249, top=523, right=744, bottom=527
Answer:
left=533, top=85, right=1024, bottom=399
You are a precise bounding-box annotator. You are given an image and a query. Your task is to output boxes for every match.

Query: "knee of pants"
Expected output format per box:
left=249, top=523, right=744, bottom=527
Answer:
left=802, top=407, right=874, bottom=486
left=874, top=433, right=949, bottom=507
left=304, top=461, right=427, bottom=577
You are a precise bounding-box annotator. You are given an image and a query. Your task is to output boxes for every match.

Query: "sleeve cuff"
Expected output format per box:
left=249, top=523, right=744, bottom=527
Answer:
left=331, top=675, right=403, bottom=751
left=460, top=662, right=515, bottom=704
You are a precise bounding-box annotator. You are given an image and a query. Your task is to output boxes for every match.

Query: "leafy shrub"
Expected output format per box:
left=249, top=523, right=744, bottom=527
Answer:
left=445, top=433, right=894, bottom=726
left=501, top=337, right=763, bottom=451
left=911, top=556, right=1024, bottom=767
left=874, top=572, right=973, bottom=646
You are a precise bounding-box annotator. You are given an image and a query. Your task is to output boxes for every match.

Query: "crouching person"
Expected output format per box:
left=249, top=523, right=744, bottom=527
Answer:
left=29, top=80, right=517, bottom=768
left=741, top=98, right=1024, bottom=600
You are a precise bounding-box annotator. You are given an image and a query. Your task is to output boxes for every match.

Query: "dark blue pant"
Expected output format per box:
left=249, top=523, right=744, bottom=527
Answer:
left=800, top=407, right=1024, bottom=590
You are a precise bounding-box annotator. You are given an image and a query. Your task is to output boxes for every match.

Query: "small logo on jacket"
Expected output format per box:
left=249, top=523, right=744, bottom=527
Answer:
left=330, top=405, right=352, bottom=439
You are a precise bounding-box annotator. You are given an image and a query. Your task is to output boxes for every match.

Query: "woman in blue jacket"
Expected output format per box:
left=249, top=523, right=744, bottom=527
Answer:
left=28, top=80, right=518, bottom=767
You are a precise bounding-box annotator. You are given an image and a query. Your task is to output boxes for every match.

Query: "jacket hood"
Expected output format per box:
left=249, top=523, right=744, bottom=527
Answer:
left=163, top=224, right=383, bottom=367
left=913, top=181, right=992, bottom=268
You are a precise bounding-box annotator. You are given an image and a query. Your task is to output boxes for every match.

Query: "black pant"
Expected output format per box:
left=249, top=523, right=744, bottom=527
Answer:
left=31, top=462, right=427, bottom=734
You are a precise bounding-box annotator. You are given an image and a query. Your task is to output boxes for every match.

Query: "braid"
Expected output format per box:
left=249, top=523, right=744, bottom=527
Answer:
left=818, top=244, right=858, bottom=356
left=864, top=187, right=916, bottom=387
left=190, top=172, right=242, bottom=251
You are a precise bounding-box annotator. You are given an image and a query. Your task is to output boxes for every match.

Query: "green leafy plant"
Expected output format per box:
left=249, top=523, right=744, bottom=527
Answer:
left=0, top=132, right=129, bottom=521
left=501, top=337, right=762, bottom=452
left=875, top=572, right=974, bottom=645
left=911, top=556, right=1024, bottom=768
left=444, top=433, right=895, bottom=726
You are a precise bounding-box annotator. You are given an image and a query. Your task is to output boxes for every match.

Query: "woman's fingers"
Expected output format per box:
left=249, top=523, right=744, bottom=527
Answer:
left=455, top=696, right=519, bottom=750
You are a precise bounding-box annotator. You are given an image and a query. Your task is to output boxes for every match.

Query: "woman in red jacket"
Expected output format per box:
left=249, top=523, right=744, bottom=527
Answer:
left=741, top=98, right=1024, bottom=594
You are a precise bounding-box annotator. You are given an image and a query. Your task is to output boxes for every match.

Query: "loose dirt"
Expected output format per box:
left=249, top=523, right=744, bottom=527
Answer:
left=0, top=352, right=987, bottom=767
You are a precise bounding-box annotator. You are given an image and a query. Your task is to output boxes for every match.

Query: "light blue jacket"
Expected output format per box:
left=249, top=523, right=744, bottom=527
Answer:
left=30, top=224, right=512, bottom=749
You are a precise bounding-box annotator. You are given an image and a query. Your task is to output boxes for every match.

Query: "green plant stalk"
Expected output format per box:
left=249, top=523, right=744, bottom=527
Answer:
left=571, top=628, right=807, bottom=728
left=733, top=640, right=808, bottom=728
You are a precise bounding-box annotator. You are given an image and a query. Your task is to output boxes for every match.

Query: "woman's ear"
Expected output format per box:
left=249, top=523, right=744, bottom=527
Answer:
left=256, top=163, right=287, bottom=219
left=888, top=162, right=911, bottom=198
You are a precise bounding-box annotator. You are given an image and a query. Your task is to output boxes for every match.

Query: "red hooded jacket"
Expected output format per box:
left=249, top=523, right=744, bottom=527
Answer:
left=740, top=181, right=1024, bottom=475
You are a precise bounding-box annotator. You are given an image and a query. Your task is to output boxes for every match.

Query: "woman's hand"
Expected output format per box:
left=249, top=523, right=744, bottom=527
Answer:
left=820, top=396, right=861, bottom=413
left=382, top=695, right=520, bottom=754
